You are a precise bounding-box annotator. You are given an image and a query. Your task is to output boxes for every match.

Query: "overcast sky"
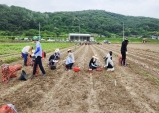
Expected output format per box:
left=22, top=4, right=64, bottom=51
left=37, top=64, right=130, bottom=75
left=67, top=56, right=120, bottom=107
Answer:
left=0, top=0, right=159, bottom=19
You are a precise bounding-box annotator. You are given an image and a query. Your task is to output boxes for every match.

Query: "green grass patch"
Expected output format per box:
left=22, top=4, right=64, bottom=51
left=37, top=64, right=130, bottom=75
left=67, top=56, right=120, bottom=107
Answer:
left=4, top=57, right=18, bottom=63
left=141, top=71, right=159, bottom=85
left=94, top=37, right=159, bottom=44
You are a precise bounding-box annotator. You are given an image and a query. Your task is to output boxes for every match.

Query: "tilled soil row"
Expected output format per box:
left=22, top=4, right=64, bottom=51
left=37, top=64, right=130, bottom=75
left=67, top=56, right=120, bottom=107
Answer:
left=92, top=44, right=159, bottom=112
left=0, top=45, right=83, bottom=112
left=100, top=44, right=159, bottom=80
left=0, top=44, right=159, bottom=113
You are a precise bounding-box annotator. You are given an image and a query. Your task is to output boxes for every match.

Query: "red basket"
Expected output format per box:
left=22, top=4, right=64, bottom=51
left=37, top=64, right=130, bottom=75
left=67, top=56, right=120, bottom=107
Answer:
left=88, top=69, right=92, bottom=73
left=0, top=105, right=14, bottom=113
left=96, top=67, right=102, bottom=71
left=73, top=67, right=80, bottom=72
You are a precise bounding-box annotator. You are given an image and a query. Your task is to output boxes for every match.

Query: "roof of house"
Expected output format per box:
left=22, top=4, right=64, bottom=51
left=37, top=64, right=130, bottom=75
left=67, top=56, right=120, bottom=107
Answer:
left=69, top=33, right=91, bottom=37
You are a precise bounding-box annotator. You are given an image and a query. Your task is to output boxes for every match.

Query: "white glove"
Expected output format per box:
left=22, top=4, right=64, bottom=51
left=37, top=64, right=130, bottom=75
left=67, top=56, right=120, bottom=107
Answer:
left=53, top=60, right=58, bottom=63
left=31, top=54, right=35, bottom=56
left=126, top=52, right=128, bottom=54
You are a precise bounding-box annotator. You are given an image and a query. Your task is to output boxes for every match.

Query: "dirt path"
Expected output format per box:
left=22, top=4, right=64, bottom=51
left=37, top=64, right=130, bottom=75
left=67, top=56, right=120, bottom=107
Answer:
left=0, top=44, right=159, bottom=113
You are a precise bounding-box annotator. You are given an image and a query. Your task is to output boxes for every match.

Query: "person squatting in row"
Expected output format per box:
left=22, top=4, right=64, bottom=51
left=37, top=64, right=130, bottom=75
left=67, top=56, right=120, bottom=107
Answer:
left=104, top=51, right=114, bottom=71
left=65, top=49, right=75, bottom=71
left=89, top=55, right=99, bottom=70
left=48, top=48, right=60, bottom=69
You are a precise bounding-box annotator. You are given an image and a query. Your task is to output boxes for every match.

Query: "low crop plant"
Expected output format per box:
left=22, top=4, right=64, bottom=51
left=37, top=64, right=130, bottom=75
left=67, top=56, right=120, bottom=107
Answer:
left=141, top=71, right=159, bottom=85
left=4, top=57, right=18, bottom=63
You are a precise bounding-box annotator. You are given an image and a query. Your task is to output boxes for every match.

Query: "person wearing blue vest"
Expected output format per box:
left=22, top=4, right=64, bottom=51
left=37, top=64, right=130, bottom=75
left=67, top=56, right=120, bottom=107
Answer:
left=31, top=36, right=46, bottom=79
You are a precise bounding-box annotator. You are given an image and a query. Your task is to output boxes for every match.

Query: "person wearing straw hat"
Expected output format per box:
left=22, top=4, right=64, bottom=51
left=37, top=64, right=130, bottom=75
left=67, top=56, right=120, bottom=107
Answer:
left=67, top=49, right=75, bottom=69
left=21, top=46, right=33, bottom=66
left=31, top=36, right=46, bottom=79
left=89, top=55, right=99, bottom=70
left=121, top=38, right=129, bottom=66
left=48, top=48, right=60, bottom=68
left=65, top=53, right=72, bottom=71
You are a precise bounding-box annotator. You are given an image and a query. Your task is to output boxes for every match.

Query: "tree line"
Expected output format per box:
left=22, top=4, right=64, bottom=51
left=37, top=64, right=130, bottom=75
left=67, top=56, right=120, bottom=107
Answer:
left=0, top=4, right=159, bottom=38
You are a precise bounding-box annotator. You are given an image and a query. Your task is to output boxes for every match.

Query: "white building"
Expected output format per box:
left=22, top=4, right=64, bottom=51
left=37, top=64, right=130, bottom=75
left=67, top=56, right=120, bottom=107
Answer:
left=151, top=35, right=159, bottom=39
left=69, top=33, right=91, bottom=42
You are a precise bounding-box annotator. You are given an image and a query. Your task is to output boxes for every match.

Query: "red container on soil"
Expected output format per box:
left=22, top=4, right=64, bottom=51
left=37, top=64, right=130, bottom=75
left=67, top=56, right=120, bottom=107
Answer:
left=0, top=105, right=14, bottom=113
left=88, top=69, right=92, bottom=73
left=42, top=50, right=46, bottom=58
left=118, top=55, right=122, bottom=65
left=73, top=67, right=80, bottom=72
left=96, top=67, right=102, bottom=71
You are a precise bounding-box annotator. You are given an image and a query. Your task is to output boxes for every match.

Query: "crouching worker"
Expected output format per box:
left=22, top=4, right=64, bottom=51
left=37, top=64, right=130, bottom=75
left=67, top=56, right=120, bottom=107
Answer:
left=103, top=51, right=112, bottom=64
left=65, top=53, right=72, bottom=71
left=67, top=49, right=75, bottom=69
left=48, top=49, right=60, bottom=70
left=89, top=55, right=99, bottom=70
left=104, top=56, right=114, bottom=71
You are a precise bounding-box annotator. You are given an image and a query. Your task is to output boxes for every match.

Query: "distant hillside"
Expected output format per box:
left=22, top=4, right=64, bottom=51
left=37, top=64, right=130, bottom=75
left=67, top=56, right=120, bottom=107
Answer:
left=0, top=4, right=159, bottom=38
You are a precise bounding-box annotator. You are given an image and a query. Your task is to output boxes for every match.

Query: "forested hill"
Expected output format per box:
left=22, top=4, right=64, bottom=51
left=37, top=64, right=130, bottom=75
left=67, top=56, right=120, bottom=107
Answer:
left=0, top=4, right=159, bottom=37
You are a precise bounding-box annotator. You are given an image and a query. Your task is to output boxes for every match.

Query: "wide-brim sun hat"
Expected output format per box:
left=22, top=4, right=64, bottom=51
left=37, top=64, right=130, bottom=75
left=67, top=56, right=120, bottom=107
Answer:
left=92, top=55, right=98, bottom=59
left=55, top=48, right=60, bottom=53
left=67, top=49, right=71, bottom=52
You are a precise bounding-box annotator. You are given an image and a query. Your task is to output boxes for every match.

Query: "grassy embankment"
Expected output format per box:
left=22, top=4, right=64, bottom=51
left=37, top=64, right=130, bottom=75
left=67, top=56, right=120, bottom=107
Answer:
left=95, top=37, right=159, bottom=43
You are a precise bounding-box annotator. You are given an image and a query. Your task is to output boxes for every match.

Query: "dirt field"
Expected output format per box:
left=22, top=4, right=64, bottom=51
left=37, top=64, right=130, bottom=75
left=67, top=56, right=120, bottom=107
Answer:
left=0, top=43, right=159, bottom=113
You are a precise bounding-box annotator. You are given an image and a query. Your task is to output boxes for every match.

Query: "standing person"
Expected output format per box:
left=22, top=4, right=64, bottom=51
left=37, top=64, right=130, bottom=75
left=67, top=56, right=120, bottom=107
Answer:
left=31, top=36, right=46, bottom=79
left=89, top=55, right=99, bottom=70
left=121, top=38, right=129, bottom=66
left=67, top=49, right=75, bottom=69
left=21, top=46, right=33, bottom=66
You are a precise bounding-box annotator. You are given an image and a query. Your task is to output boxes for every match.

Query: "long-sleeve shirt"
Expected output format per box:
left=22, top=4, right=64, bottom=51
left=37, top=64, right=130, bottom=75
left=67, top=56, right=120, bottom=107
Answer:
left=121, top=40, right=128, bottom=52
left=49, top=53, right=60, bottom=62
left=34, top=41, right=42, bottom=58
left=22, top=46, right=32, bottom=54
left=106, top=57, right=114, bottom=67
left=70, top=53, right=75, bottom=63
left=66, top=56, right=71, bottom=65
left=89, top=58, right=98, bottom=67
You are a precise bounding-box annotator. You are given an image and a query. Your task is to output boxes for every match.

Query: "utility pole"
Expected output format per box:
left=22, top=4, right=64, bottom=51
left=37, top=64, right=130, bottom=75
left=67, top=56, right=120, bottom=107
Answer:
left=123, top=22, right=124, bottom=41
left=79, top=24, right=80, bottom=41
left=39, top=22, right=40, bottom=36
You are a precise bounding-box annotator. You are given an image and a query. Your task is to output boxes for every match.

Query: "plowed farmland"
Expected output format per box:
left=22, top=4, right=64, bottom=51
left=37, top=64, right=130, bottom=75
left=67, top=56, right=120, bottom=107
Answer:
left=0, top=43, right=159, bottom=113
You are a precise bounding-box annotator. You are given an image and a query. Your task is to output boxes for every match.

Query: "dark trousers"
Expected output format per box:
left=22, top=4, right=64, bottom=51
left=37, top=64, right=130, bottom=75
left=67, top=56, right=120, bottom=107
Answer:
left=49, top=61, right=55, bottom=66
left=70, top=63, right=74, bottom=69
left=121, top=51, right=126, bottom=65
left=107, top=63, right=113, bottom=68
left=66, top=63, right=74, bottom=70
left=22, top=53, right=28, bottom=65
left=33, top=56, right=45, bottom=75
left=89, top=65, right=97, bottom=70
left=66, top=64, right=71, bottom=70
